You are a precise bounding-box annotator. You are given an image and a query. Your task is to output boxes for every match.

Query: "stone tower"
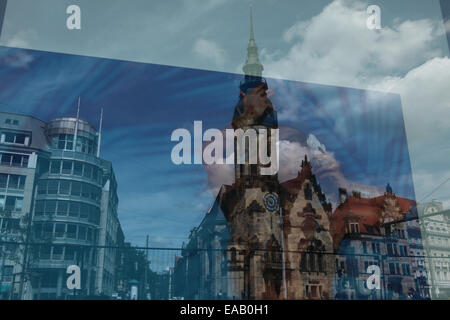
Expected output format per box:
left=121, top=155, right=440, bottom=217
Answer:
left=222, top=4, right=284, bottom=300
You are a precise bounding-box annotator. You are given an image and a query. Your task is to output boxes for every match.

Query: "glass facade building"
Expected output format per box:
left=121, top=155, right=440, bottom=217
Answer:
left=0, top=112, right=123, bottom=299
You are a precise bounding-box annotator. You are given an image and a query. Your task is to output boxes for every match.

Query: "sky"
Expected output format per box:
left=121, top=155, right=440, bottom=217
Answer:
left=0, top=0, right=449, bottom=263
left=0, top=46, right=414, bottom=250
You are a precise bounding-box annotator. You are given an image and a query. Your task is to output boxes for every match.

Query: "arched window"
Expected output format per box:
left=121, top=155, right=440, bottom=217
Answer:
left=300, top=239, right=326, bottom=272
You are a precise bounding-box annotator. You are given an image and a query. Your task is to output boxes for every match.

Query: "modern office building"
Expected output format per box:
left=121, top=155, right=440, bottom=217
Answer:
left=0, top=111, right=123, bottom=299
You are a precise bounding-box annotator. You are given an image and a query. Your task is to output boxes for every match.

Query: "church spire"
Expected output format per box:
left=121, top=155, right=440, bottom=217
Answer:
left=242, top=2, right=264, bottom=78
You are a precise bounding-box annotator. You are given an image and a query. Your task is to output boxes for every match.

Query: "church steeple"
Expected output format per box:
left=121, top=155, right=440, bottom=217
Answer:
left=242, top=3, right=264, bottom=78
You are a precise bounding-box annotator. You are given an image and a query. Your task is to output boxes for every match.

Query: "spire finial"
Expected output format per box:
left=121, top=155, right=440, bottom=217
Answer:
left=250, top=1, right=255, bottom=41
left=242, top=1, right=264, bottom=78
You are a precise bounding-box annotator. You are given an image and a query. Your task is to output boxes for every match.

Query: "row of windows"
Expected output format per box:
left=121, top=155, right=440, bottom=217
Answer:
left=34, top=200, right=100, bottom=224
left=37, top=179, right=101, bottom=202
left=0, top=173, right=26, bottom=190
left=51, top=134, right=96, bottom=155
left=47, top=159, right=102, bottom=184
left=0, top=195, right=23, bottom=212
left=389, top=262, right=411, bottom=276
left=387, top=244, right=409, bottom=257
left=362, top=241, right=381, bottom=254
left=0, top=152, right=29, bottom=167
left=300, top=253, right=325, bottom=272
left=4, top=118, right=19, bottom=126
left=1, top=132, right=30, bottom=145
left=34, top=222, right=97, bottom=242
left=36, top=244, right=95, bottom=262
left=0, top=217, right=21, bottom=232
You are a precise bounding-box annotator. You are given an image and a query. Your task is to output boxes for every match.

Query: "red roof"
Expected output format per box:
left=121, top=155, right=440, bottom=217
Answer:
left=331, top=193, right=416, bottom=249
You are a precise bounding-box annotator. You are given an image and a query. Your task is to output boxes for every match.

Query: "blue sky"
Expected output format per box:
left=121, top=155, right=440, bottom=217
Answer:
left=0, top=46, right=415, bottom=258
left=1, top=0, right=449, bottom=211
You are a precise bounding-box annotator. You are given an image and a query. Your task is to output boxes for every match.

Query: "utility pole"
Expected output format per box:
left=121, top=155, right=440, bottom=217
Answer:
left=18, top=211, right=32, bottom=300
left=144, top=235, right=149, bottom=299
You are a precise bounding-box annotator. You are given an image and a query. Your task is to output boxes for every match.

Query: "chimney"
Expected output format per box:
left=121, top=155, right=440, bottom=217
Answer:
left=339, top=188, right=347, bottom=204
left=352, top=190, right=361, bottom=199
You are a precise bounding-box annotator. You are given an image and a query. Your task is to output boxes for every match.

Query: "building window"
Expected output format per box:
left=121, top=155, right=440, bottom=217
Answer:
left=78, top=226, right=86, bottom=240
left=389, top=263, right=395, bottom=274
left=4, top=196, right=23, bottom=212
left=74, top=161, right=83, bottom=176
left=69, top=202, right=80, bottom=217
left=2, top=132, right=29, bottom=145
left=52, top=245, right=64, bottom=260
left=55, top=223, right=65, bottom=238
left=40, top=245, right=51, bottom=260
left=80, top=203, right=89, bottom=219
left=35, top=200, right=44, bottom=216
left=62, top=160, right=72, bottom=174
left=56, top=201, right=68, bottom=216
left=67, top=224, right=77, bottom=239
left=47, top=180, right=58, bottom=194
left=346, top=222, right=360, bottom=234
left=43, top=223, right=53, bottom=238
left=50, top=160, right=61, bottom=174
left=71, top=181, right=81, bottom=196
left=37, top=180, right=47, bottom=194
left=59, top=180, right=71, bottom=195
left=0, top=153, right=29, bottom=167
left=0, top=173, right=26, bottom=190
left=301, top=240, right=325, bottom=272
left=53, top=134, right=74, bottom=150
left=45, top=200, right=57, bottom=216
left=65, top=246, right=75, bottom=260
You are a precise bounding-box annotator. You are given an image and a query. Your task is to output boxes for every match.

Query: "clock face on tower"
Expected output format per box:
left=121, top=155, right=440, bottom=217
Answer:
left=264, top=193, right=278, bottom=212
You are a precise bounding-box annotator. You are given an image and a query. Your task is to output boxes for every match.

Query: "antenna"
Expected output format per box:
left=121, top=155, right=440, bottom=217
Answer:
left=97, top=107, right=103, bottom=158
left=73, top=96, right=80, bottom=151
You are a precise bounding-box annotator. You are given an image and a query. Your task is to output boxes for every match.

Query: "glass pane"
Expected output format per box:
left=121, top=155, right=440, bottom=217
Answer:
left=73, top=162, right=83, bottom=176
left=69, top=202, right=79, bottom=217
left=15, top=134, right=26, bottom=144
left=1, top=154, right=11, bottom=165
left=71, top=181, right=81, bottom=196
left=56, top=201, right=68, bottom=216
left=37, top=180, right=47, bottom=194
left=47, top=180, right=58, bottom=194
left=59, top=180, right=70, bottom=195
left=78, top=226, right=86, bottom=240
left=15, top=198, right=23, bottom=212
left=45, top=200, right=57, bottom=215
left=0, top=173, right=7, bottom=188
left=4, top=132, right=15, bottom=143
left=50, top=160, right=61, bottom=174
left=80, top=203, right=89, bottom=219
left=62, top=161, right=72, bottom=174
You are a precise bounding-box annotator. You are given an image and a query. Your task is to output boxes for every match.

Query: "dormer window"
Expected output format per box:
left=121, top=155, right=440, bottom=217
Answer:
left=346, top=222, right=360, bottom=234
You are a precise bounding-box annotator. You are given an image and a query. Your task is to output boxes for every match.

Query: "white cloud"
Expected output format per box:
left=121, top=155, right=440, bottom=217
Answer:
left=259, top=0, right=450, bottom=208
left=262, top=0, right=443, bottom=87
left=193, top=38, right=227, bottom=67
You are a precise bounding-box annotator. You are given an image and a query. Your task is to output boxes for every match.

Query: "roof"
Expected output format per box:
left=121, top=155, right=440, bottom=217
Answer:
left=332, top=192, right=416, bottom=249
left=0, top=111, right=49, bottom=151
